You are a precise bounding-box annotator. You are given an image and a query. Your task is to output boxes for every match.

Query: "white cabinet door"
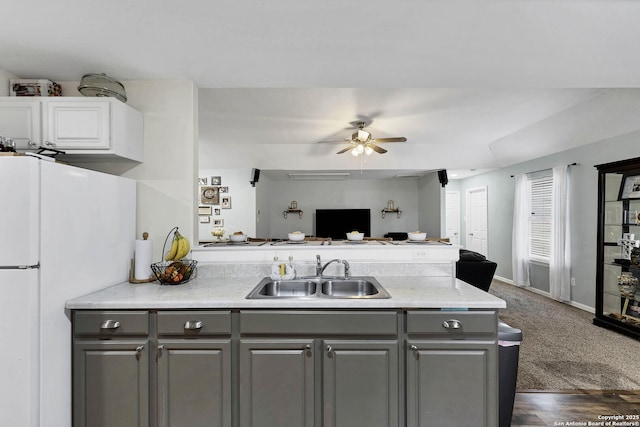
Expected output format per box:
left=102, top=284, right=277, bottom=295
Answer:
left=0, top=99, right=41, bottom=149
left=44, top=101, right=110, bottom=149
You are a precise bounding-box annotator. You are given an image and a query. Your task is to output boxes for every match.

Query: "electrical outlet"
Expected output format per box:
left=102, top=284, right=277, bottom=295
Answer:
left=571, top=277, right=576, bottom=287
left=413, top=249, right=428, bottom=259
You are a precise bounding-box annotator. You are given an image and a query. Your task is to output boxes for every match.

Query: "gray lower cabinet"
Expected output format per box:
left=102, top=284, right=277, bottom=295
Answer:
left=73, top=311, right=150, bottom=427
left=73, top=339, right=150, bottom=427
left=405, top=310, right=498, bottom=427
left=239, top=339, right=315, bottom=427
left=157, top=339, right=231, bottom=427
left=322, top=340, right=398, bottom=427
left=238, top=311, right=400, bottom=427
left=72, top=310, right=232, bottom=427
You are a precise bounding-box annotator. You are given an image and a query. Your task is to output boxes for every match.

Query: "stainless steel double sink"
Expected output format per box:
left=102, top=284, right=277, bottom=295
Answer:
left=246, top=276, right=391, bottom=299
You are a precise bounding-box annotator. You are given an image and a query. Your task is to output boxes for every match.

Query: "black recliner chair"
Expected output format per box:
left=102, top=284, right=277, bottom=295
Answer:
left=455, top=249, right=497, bottom=292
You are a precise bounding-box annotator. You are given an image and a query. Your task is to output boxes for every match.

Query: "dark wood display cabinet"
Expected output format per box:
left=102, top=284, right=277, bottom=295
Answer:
left=594, top=157, right=640, bottom=338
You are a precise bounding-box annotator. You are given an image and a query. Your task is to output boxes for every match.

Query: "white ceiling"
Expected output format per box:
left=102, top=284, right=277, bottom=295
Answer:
left=3, top=1, right=640, bottom=178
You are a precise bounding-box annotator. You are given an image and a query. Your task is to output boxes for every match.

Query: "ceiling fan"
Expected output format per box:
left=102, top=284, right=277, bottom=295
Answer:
left=320, top=121, right=407, bottom=156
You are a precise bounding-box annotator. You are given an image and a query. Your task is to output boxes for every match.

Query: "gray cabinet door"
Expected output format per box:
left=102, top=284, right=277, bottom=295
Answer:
left=239, top=339, right=315, bottom=427
left=323, top=340, right=399, bottom=427
left=406, top=340, right=498, bottom=427
left=157, top=339, right=232, bottom=427
left=73, top=340, right=149, bottom=427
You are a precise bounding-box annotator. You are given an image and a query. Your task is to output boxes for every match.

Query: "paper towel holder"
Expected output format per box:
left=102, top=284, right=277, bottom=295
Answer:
left=129, top=231, right=157, bottom=283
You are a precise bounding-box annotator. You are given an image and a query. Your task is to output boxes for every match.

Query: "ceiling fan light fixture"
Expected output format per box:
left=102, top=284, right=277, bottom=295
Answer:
left=357, top=129, right=370, bottom=142
left=364, top=145, right=374, bottom=155
left=351, top=147, right=360, bottom=156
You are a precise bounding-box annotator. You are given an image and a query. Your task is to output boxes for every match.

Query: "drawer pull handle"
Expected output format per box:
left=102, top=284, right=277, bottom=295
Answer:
left=442, top=319, right=462, bottom=329
left=100, top=320, right=120, bottom=330
left=184, top=320, right=203, bottom=330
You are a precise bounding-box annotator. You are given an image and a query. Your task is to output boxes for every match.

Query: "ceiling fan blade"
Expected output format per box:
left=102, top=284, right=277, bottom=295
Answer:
left=336, top=147, right=352, bottom=154
left=318, top=139, right=350, bottom=144
left=368, top=144, right=387, bottom=154
left=372, top=137, right=407, bottom=143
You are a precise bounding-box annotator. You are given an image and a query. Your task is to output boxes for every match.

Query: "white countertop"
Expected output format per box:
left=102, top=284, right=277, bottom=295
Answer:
left=192, top=240, right=461, bottom=264
left=65, top=275, right=506, bottom=310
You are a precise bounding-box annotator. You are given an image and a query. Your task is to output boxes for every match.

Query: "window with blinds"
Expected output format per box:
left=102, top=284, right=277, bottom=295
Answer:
left=529, top=173, right=553, bottom=261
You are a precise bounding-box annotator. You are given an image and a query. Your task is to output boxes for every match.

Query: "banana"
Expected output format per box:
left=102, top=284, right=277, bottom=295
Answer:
left=165, top=234, right=179, bottom=261
left=175, top=234, right=191, bottom=260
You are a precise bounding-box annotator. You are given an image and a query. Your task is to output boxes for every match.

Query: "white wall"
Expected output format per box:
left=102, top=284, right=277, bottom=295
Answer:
left=62, top=80, right=199, bottom=261
left=0, top=69, right=18, bottom=96
left=457, top=129, right=640, bottom=309
left=197, top=168, right=256, bottom=242
left=257, top=177, right=421, bottom=240
left=417, top=172, right=446, bottom=238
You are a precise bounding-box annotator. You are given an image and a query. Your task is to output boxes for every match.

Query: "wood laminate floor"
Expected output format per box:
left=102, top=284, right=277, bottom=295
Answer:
left=511, top=390, right=640, bottom=427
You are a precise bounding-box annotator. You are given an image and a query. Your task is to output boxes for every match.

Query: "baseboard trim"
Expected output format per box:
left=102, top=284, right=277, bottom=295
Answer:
left=492, top=275, right=595, bottom=314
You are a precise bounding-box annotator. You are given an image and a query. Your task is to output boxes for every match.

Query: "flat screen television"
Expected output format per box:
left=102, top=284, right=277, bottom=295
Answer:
left=315, top=209, right=371, bottom=240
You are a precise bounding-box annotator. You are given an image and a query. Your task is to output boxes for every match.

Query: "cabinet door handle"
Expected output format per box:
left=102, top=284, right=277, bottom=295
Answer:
left=28, top=140, right=37, bottom=147
left=326, top=345, right=333, bottom=354
left=135, top=345, right=144, bottom=360
left=304, top=344, right=312, bottom=357
left=184, top=320, right=203, bottom=330
left=442, top=319, right=462, bottom=329
left=44, top=140, right=56, bottom=147
left=157, top=345, right=165, bottom=359
left=409, top=344, right=419, bottom=359
left=100, top=320, right=120, bottom=330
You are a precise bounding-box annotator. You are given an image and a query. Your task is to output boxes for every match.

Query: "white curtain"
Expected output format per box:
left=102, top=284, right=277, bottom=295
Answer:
left=550, top=164, right=572, bottom=301
left=512, top=173, right=530, bottom=287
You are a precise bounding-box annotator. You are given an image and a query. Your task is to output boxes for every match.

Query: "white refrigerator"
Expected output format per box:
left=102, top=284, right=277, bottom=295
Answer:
left=0, top=155, right=136, bottom=427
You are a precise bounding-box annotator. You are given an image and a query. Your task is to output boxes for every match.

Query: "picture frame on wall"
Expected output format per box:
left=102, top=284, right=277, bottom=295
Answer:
left=198, top=177, right=208, bottom=185
left=198, top=206, right=212, bottom=215
left=214, top=208, right=221, bottom=215
left=199, top=216, right=210, bottom=223
left=618, top=175, right=640, bottom=200
left=219, top=186, right=229, bottom=193
left=211, top=176, right=222, bottom=185
left=221, top=196, right=231, bottom=209
left=213, top=219, right=224, bottom=226
left=200, top=186, right=219, bottom=204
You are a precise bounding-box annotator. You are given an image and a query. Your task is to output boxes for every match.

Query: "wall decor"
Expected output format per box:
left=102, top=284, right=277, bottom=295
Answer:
left=200, top=186, right=219, bottom=204
left=221, top=196, right=231, bottom=209
left=619, top=175, right=640, bottom=199
left=214, top=208, right=221, bottom=215
left=213, top=219, right=224, bottom=226
left=198, top=206, right=212, bottom=215
left=212, top=176, right=222, bottom=185
left=623, top=298, right=640, bottom=321
left=199, top=216, right=210, bottom=223
left=198, top=177, right=208, bottom=185
left=219, top=186, right=229, bottom=193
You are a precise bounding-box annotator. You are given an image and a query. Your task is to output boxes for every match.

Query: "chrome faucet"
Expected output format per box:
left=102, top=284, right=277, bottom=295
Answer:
left=315, top=255, right=323, bottom=276
left=318, top=258, right=351, bottom=279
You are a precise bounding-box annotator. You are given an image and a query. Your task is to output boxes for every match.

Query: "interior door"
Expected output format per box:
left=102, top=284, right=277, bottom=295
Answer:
left=445, top=191, right=460, bottom=245
left=466, top=186, right=488, bottom=256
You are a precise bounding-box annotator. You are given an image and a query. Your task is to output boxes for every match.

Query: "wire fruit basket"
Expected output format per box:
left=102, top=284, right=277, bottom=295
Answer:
left=151, top=259, right=197, bottom=285
left=151, top=226, right=197, bottom=285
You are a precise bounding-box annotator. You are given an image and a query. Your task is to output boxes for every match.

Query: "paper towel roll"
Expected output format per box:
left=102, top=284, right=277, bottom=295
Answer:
left=134, top=238, right=153, bottom=280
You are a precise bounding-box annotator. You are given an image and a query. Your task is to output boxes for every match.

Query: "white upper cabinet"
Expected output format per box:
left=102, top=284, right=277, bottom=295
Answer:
left=0, top=99, right=41, bottom=150
left=0, top=97, right=143, bottom=162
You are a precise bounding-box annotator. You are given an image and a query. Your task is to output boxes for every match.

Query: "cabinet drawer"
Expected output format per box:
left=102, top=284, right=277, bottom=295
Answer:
left=157, top=311, right=231, bottom=336
left=240, top=310, right=398, bottom=336
left=74, top=311, right=149, bottom=337
left=406, top=311, right=497, bottom=336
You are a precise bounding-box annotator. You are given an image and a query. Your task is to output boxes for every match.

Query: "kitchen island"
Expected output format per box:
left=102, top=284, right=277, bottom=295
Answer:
left=67, top=263, right=504, bottom=427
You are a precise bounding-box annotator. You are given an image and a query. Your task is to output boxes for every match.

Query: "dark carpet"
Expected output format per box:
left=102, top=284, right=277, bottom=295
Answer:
left=489, top=280, right=640, bottom=390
